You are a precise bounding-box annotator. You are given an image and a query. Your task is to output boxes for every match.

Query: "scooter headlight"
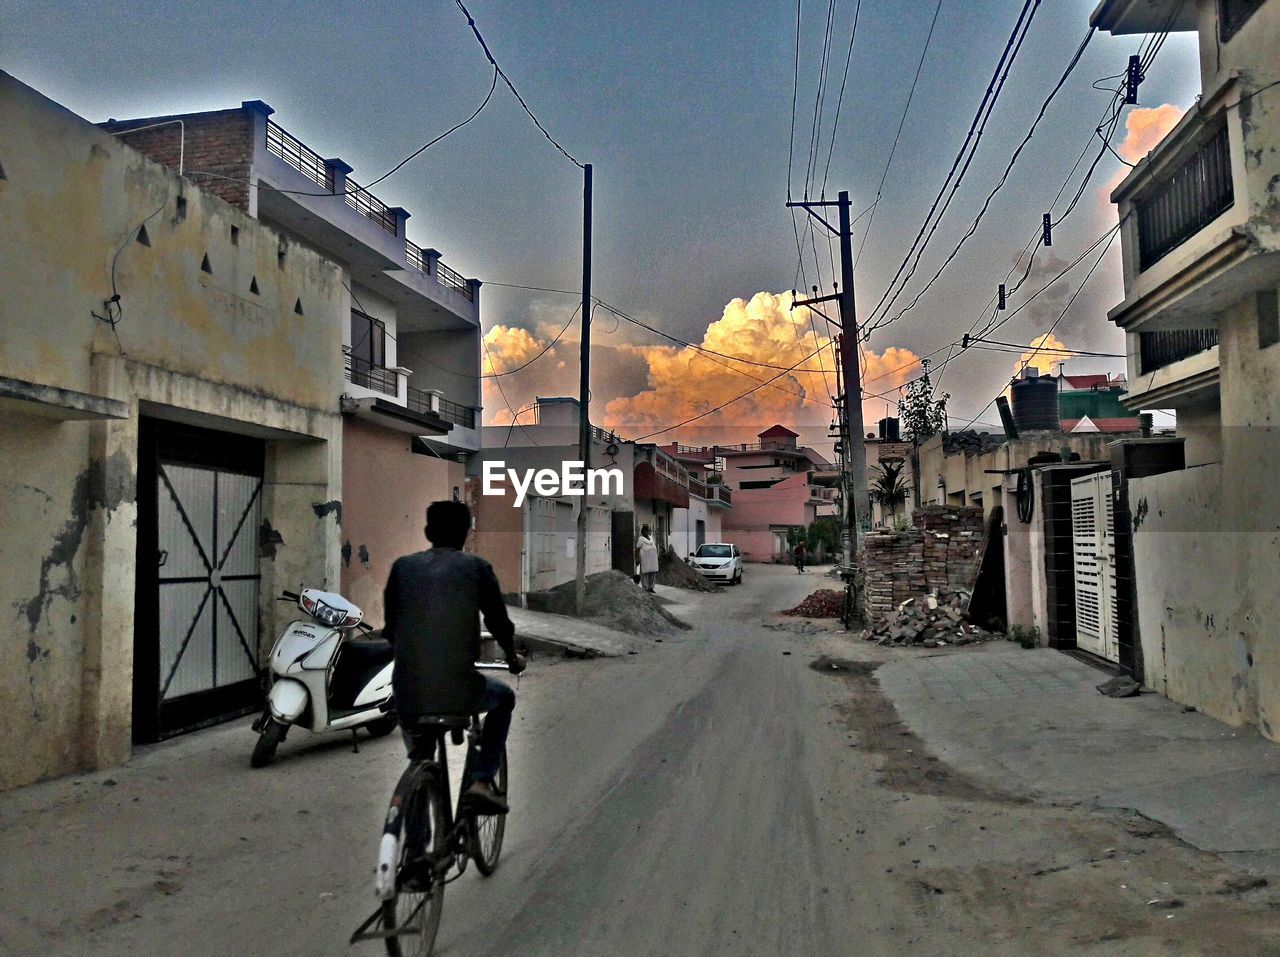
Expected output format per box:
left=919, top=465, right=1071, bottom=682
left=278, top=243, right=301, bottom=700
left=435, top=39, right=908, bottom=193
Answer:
left=302, top=595, right=347, bottom=627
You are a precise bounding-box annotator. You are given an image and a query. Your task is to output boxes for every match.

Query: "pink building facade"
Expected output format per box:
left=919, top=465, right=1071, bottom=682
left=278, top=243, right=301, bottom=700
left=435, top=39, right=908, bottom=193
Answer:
left=671, top=426, right=834, bottom=563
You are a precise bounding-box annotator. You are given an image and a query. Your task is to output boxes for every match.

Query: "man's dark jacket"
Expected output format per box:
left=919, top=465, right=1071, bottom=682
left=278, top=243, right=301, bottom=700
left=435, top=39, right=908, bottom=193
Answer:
left=382, top=547, right=516, bottom=716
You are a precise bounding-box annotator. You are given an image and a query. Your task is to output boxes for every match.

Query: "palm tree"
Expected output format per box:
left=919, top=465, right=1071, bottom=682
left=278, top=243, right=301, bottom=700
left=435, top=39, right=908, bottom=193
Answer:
left=870, top=461, right=911, bottom=524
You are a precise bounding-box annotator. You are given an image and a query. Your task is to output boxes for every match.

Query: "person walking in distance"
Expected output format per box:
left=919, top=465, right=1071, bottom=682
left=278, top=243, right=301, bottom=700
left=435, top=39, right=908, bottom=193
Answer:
left=793, top=539, right=807, bottom=574
left=636, top=524, right=659, bottom=593
left=383, top=500, right=525, bottom=814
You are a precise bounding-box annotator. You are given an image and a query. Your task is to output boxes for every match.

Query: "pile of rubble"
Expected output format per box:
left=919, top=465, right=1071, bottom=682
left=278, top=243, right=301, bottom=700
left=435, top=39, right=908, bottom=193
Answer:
left=783, top=589, right=845, bottom=618
left=943, top=430, right=1004, bottom=455
left=862, top=586, right=1001, bottom=648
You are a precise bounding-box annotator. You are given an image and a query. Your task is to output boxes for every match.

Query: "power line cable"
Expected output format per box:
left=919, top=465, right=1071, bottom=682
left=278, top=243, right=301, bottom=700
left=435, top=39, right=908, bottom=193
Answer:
left=854, top=0, right=943, bottom=267
left=868, top=23, right=1096, bottom=336
left=453, top=0, right=584, bottom=169
left=861, top=0, right=1040, bottom=327
left=956, top=226, right=1118, bottom=431
left=184, top=68, right=498, bottom=200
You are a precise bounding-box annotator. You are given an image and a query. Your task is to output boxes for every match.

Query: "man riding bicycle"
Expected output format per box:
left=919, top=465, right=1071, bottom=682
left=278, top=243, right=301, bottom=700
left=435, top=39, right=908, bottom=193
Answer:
left=383, top=500, right=525, bottom=814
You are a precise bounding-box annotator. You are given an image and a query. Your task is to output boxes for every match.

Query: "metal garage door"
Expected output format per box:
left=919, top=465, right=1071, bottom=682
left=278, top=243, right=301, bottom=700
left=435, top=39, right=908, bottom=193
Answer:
left=1071, top=472, right=1119, bottom=662
left=134, top=422, right=265, bottom=741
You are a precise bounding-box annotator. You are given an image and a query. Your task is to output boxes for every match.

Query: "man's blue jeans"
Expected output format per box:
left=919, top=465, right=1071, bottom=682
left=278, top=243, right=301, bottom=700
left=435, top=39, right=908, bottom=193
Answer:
left=473, top=675, right=515, bottom=784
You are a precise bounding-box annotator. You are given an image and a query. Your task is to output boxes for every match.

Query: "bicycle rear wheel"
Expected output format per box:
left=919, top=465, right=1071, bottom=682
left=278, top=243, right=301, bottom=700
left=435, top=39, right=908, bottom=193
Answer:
left=384, top=772, right=448, bottom=957
left=470, top=749, right=507, bottom=876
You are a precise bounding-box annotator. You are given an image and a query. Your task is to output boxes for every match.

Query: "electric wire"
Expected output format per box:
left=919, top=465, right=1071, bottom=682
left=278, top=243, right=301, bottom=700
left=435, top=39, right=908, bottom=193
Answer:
left=955, top=226, right=1118, bottom=431
left=854, top=0, right=943, bottom=267
left=185, top=68, right=499, bottom=200
left=861, top=0, right=1040, bottom=329
left=453, top=0, right=584, bottom=168
left=867, top=24, right=1096, bottom=336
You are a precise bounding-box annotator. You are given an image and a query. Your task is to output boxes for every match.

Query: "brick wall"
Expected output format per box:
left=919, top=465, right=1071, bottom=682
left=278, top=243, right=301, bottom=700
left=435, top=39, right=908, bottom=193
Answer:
left=860, top=505, right=984, bottom=618
left=107, top=112, right=254, bottom=212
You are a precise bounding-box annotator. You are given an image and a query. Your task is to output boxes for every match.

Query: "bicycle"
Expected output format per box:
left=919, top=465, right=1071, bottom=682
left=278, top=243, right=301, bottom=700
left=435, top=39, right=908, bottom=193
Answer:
left=351, top=661, right=514, bottom=956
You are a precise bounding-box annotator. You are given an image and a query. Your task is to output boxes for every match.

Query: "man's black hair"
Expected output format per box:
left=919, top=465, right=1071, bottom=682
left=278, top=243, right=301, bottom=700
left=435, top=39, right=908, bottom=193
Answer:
left=426, top=500, right=471, bottom=549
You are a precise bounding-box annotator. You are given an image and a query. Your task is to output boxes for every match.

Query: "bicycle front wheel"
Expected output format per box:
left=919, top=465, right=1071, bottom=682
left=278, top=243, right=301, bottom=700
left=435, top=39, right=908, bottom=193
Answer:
left=470, top=749, right=507, bottom=876
left=384, top=774, right=448, bottom=957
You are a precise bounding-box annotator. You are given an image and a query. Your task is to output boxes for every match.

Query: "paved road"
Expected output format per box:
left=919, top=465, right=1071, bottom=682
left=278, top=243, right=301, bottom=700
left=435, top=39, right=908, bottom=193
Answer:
left=4, top=564, right=1279, bottom=955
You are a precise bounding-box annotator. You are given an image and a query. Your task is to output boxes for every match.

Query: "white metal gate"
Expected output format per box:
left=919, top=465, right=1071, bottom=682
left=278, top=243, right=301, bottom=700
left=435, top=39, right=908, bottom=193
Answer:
left=1071, top=472, right=1118, bottom=662
left=156, top=463, right=263, bottom=709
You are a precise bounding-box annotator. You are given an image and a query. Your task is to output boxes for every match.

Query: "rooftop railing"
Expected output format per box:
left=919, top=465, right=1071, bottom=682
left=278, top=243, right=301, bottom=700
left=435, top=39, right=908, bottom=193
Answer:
left=267, top=119, right=475, bottom=297
left=344, top=177, right=397, bottom=235
left=266, top=120, right=332, bottom=191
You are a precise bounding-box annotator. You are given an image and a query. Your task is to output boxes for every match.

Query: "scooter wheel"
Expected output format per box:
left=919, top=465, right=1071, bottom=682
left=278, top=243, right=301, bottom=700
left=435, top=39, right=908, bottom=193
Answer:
left=250, top=719, right=288, bottom=768
left=365, top=716, right=398, bottom=738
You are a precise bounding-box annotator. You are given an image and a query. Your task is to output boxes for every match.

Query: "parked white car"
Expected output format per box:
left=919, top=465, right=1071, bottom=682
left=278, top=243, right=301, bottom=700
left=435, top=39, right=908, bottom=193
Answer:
left=689, top=543, right=742, bottom=585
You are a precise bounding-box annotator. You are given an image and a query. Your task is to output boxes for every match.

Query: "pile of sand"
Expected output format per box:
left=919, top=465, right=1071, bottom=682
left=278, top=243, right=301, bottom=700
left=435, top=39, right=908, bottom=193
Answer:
left=527, top=570, right=691, bottom=635
left=658, top=551, right=718, bottom=592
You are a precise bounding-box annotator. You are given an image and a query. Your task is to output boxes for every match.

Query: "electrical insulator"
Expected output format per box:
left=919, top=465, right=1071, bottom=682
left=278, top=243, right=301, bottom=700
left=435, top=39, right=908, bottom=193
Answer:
left=998, top=284, right=1006, bottom=310
left=1042, top=213, right=1053, bottom=248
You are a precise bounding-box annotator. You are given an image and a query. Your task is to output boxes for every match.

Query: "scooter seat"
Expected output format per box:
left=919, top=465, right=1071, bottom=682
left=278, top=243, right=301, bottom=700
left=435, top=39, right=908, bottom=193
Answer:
left=344, top=638, right=393, bottom=667
left=328, top=639, right=393, bottom=712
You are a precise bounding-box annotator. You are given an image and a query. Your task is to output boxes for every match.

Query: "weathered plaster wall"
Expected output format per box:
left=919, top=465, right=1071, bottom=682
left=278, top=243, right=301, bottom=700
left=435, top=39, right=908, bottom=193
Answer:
left=339, top=418, right=462, bottom=627
left=0, top=73, right=346, bottom=790
left=1130, top=464, right=1254, bottom=727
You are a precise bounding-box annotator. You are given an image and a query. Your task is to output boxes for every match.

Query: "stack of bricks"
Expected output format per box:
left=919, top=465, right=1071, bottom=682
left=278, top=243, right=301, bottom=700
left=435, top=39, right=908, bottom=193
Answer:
left=860, top=506, right=985, bottom=619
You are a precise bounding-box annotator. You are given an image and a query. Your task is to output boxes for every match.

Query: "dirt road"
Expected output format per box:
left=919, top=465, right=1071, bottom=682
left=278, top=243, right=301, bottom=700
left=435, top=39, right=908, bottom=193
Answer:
left=3, top=564, right=1279, bottom=955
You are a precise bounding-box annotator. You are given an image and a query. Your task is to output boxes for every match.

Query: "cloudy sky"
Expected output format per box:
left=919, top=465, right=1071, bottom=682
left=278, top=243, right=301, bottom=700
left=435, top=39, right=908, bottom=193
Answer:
left=3, top=0, right=1200, bottom=451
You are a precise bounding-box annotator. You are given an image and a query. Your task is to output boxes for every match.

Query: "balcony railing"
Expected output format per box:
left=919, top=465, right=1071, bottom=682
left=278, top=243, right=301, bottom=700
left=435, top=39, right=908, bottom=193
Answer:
left=436, top=260, right=472, bottom=300
left=711, top=484, right=731, bottom=506
left=1137, top=123, right=1234, bottom=271
left=1138, top=329, right=1219, bottom=374
left=406, top=385, right=477, bottom=430
left=266, top=120, right=333, bottom=190
left=344, top=346, right=398, bottom=397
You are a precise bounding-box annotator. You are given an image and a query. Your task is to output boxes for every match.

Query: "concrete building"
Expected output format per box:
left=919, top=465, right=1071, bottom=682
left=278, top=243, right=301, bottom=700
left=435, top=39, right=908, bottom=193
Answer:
left=468, top=397, right=637, bottom=598
left=1091, top=0, right=1280, bottom=737
left=101, top=100, right=479, bottom=628
left=691, top=425, right=836, bottom=562
left=659, top=444, right=733, bottom=557
left=0, top=73, right=345, bottom=789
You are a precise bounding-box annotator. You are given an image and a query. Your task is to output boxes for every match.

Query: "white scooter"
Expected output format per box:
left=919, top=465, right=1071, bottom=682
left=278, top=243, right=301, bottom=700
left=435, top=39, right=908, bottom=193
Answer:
left=249, top=588, right=396, bottom=768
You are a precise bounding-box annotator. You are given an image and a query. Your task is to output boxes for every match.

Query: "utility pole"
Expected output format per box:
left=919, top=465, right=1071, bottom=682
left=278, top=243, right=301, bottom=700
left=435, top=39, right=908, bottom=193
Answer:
left=788, top=190, right=869, bottom=590
left=575, top=163, right=593, bottom=617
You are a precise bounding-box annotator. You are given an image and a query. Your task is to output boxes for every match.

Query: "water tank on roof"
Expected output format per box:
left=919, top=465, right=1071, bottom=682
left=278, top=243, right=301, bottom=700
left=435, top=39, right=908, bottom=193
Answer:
left=877, top=417, right=900, bottom=441
left=1010, top=369, right=1060, bottom=432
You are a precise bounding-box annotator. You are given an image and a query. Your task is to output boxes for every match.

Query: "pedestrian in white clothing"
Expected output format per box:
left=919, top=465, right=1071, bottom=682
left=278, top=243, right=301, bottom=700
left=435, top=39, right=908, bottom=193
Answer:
left=636, top=526, right=660, bottom=593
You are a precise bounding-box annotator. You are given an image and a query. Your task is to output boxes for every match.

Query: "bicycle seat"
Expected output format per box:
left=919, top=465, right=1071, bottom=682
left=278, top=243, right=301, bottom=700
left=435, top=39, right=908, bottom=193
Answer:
left=402, top=714, right=472, bottom=732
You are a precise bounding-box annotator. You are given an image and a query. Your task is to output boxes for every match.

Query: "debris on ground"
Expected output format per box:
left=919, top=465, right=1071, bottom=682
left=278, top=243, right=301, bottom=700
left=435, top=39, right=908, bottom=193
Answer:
left=783, top=589, right=845, bottom=618
left=861, top=586, right=1003, bottom=648
left=658, top=551, right=718, bottom=592
left=527, top=570, right=690, bottom=635
left=1097, top=675, right=1142, bottom=698
left=764, top=619, right=827, bottom=635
